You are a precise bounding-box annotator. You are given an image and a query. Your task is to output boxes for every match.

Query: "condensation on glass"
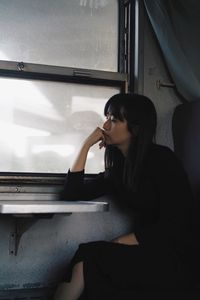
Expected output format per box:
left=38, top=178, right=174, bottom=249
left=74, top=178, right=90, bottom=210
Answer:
left=0, top=0, right=118, bottom=71
left=0, top=77, right=119, bottom=173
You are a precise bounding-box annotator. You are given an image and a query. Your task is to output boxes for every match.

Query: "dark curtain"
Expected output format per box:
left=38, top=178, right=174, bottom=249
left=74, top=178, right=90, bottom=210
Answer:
left=144, top=0, right=200, bottom=102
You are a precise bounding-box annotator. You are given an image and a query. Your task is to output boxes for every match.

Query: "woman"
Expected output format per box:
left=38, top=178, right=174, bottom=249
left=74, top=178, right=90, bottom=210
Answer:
left=54, top=93, right=196, bottom=300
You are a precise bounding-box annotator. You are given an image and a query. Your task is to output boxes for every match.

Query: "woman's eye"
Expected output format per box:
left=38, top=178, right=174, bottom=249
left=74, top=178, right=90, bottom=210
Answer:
left=111, top=117, right=117, bottom=122
left=105, top=114, right=117, bottom=122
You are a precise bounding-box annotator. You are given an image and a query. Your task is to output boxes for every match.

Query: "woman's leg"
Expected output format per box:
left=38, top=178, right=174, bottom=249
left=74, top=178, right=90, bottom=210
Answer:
left=54, top=262, right=84, bottom=300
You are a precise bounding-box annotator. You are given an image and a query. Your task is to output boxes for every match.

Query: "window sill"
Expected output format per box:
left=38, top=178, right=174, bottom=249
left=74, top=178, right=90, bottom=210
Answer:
left=0, top=200, right=109, bottom=215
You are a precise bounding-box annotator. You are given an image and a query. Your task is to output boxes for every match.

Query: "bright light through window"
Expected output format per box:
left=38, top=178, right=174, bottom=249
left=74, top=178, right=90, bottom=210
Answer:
left=0, top=77, right=119, bottom=173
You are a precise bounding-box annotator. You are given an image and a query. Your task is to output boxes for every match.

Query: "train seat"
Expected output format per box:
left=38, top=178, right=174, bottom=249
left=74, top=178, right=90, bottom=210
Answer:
left=172, top=100, right=200, bottom=293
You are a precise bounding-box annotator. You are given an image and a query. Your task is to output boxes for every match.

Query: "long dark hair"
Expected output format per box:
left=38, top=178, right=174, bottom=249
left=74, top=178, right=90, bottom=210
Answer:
left=104, top=93, right=157, bottom=191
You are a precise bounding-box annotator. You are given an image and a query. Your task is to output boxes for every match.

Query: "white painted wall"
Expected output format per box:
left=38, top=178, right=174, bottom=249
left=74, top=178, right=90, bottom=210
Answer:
left=140, top=7, right=182, bottom=150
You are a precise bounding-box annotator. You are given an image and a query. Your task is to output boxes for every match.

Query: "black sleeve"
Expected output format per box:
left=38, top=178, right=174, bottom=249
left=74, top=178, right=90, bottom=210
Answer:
left=60, top=169, right=110, bottom=201
left=135, top=147, right=194, bottom=246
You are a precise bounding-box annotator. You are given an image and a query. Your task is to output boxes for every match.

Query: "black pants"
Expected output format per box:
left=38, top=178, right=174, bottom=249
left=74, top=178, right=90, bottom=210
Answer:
left=67, top=241, right=193, bottom=300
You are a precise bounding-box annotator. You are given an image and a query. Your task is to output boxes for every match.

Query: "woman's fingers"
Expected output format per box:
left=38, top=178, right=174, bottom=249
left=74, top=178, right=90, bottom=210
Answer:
left=85, top=127, right=105, bottom=147
left=99, top=140, right=106, bottom=149
left=98, top=128, right=106, bottom=149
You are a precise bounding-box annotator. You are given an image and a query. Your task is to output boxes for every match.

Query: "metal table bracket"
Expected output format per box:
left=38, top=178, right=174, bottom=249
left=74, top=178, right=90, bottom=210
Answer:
left=9, top=217, right=37, bottom=256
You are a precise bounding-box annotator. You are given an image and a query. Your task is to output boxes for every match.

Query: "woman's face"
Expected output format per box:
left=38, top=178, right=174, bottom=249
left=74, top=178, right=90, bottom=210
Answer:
left=102, top=112, right=132, bottom=155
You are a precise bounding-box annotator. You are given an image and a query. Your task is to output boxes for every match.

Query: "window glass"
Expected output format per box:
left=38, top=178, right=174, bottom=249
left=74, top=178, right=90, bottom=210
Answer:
left=0, top=0, right=118, bottom=71
left=0, top=77, right=119, bottom=173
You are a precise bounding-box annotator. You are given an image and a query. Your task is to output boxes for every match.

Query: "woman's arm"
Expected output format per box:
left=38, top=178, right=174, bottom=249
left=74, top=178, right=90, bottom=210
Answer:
left=61, top=127, right=108, bottom=201
left=71, top=127, right=105, bottom=172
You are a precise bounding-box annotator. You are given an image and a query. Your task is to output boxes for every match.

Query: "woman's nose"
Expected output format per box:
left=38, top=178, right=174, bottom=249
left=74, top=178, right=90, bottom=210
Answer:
left=103, top=119, right=110, bottom=130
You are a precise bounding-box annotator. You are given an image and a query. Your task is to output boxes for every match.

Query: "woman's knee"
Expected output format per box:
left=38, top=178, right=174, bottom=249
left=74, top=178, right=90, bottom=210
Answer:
left=73, top=261, right=83, bottom=277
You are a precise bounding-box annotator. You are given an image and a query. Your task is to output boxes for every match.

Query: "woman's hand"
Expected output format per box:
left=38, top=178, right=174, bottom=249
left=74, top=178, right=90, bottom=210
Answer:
left=111, top=233, right=139, bottom=246
left=84, top=127, right=106, bottom=149
left=71, top=127, right=106, bottom=172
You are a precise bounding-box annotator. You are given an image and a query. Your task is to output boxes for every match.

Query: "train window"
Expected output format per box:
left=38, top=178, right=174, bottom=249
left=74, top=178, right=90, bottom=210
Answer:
left=0, top=77, right=119, bottom=173
left=0, top=0, right=118, bottom=72
left=0, top=0, right=135, bottom=178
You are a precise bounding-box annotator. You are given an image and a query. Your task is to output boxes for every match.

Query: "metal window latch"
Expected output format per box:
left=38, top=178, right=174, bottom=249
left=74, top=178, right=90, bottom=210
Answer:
left=17, top=62, right=25, bottom=71
left=156, top=79, right=175, bottom=89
